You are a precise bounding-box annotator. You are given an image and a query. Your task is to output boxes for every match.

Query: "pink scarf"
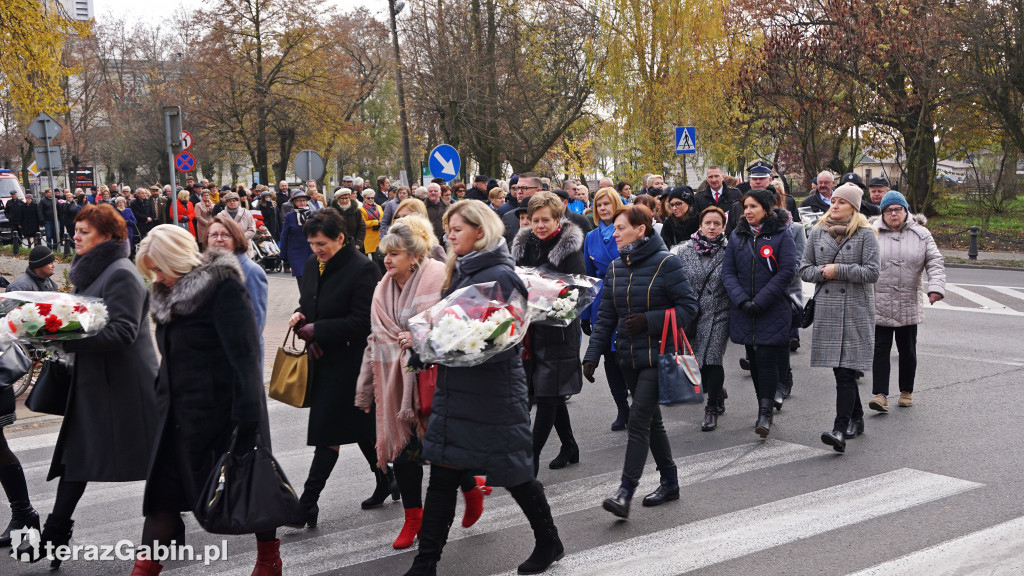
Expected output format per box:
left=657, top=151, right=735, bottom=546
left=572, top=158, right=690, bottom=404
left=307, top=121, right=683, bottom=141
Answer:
left=355, top=258, right=444, bottom=468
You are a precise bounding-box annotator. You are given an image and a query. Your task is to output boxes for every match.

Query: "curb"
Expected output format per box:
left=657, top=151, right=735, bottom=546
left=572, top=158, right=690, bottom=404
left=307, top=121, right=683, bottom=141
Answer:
left=945, top=263, right=1024, bottom=272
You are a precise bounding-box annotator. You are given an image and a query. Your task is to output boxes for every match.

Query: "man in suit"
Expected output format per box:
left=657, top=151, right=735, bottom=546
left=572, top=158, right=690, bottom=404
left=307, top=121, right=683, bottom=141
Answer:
left=502, top=173, right=543, bottom=245
left=694, top=165, right=742, bottom=217
left=800, top=170, right=835, bottom=213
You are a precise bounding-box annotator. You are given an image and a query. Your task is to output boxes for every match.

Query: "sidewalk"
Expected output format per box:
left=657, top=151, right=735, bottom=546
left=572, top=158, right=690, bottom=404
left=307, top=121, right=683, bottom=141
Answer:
left=939, top=249, right=1024, bottom=262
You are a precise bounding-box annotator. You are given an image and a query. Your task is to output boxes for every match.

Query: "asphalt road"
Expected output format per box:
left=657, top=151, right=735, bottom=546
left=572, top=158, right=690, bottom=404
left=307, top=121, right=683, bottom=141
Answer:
left=2, top=266, right=1023, bottom=575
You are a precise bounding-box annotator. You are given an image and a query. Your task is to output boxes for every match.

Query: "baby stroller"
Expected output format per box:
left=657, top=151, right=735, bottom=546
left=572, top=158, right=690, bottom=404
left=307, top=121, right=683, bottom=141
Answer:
left=251, top=225, right=283, bottom=273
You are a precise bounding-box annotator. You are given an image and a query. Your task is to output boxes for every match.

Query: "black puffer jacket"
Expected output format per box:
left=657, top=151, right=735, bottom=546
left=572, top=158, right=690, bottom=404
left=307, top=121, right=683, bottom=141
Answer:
left=511, top=220, right=586, bottom=397
left=583, top=234, right=698, bottom=371
left=422, top=241, right=534, bottom=487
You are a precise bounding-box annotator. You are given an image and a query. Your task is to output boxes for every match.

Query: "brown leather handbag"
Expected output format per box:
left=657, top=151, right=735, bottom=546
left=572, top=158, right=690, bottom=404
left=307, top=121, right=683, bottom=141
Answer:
left=268, top=328, right=309, bottom=408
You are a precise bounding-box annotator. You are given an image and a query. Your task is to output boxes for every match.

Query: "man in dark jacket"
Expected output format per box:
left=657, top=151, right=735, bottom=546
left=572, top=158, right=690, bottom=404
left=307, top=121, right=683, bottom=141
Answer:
left=258, top=189, right=280, bottom=240
left=19, top=195, right=41, bottom=247
left=801, top=170, right=835, bottom=213
left=4, top=190, right=23, bottom=237
left=424, top=182, right=449, bottom=243
left=502, top=173, right=544, bottom=245
left=552, top=189, right=594, bottom=234
left=726, top=162, right=774, bottom=236
left=465, top=175, right=490, bottom=202
left=374, top=175, right=391, bottom=206
left=7, top=246, right=58, bottom=292
left=694, top=165, right=742, bottom=220
left=38, top=189, right=60, bottom=246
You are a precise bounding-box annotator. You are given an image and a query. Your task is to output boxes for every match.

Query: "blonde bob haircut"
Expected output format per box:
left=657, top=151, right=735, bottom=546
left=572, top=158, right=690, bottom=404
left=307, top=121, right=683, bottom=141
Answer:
left=440, top=200, right=505, bottom=292
left=379, top=215, right=437, bottom=260
left=527, top=191, right=564, bottom=220
left=136, top=224, right=203, bottom=281
left=395, top=197, right=428, bottom=219
left=591, top=187, right=624, bottom=225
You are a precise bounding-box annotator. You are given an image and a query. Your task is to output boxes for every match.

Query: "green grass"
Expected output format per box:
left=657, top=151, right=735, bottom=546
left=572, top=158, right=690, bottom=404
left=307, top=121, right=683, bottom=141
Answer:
left=927, top=194, right=1024, bottom=251
left=0, top=244, right=73, bottom=263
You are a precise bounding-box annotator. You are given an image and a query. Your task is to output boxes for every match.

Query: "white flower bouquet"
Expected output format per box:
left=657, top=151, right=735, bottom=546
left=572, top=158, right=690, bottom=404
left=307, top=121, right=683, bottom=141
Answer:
left=408, top=281, right=530, bottom=367
left=516, top=267, right=600, bottom=327
left=0, top=291, right=109, bottom=343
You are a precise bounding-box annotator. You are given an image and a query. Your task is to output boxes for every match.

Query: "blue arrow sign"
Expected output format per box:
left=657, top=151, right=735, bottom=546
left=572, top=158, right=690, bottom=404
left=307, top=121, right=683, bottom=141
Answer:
left=428, top=144, right=460, bottom=182
left=675, top=126, right=696, bottom=155
left=175, top=152, right=196, bottom=172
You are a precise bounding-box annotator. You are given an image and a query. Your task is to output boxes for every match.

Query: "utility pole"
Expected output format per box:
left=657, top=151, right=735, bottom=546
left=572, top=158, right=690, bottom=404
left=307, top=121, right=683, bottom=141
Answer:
left=388, top=0, right=414, bottom=185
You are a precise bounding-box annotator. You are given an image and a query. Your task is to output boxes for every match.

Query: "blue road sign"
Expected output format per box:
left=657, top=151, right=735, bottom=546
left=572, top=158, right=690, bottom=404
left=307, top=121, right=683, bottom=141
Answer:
left=175, top=152, right=196, bottom=172
left=428, top=144, right=460, bottom=182
left=675, top=126, right=697, bottom=155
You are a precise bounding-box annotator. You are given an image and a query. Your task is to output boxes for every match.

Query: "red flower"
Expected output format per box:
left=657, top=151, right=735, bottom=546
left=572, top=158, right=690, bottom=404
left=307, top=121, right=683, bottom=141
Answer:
left=74, top=304, right=87, bottom=313
left=36, top=303, right=52, bottom=316
left=7, top=320, right=16, bottom=333
left=44, top=315, right=63, bottom=333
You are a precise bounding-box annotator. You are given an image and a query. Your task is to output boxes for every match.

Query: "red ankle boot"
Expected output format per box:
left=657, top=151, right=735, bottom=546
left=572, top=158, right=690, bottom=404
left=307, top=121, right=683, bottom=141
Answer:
left=462, top=483, right=485, bottom=528
left=251, top=538, right=282, bottom=576
left=392, top=507, right=422, bottom=549
left=129, top=558, right=163, bottom=575
left=475, top=476, right=493, bottom=496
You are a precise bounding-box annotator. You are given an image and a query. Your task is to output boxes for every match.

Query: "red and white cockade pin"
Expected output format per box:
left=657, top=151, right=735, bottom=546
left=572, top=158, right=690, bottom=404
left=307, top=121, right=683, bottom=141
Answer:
left=760, top=245, right=778, bottom=271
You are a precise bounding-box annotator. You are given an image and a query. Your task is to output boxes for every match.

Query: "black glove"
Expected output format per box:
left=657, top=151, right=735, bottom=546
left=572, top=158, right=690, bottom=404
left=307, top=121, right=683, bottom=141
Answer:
left=296, top=322, right=316, bottom=342
left=582, top=361, right=597, bottom=383
left=235, top=421, right=260, bottom=452
left=406, top=349, right=428, bottom=371
left=623, top=313, right=648, bottom=336
left=741, top=301, right=764, bottom=317
left=581, top=319, right=592, bottom=336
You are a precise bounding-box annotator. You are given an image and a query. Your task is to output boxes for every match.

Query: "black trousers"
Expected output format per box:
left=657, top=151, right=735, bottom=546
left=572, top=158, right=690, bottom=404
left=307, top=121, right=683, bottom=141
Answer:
left=834, top=367, right=864, bottom=431
left=619, top=365, right=674, bottom=487
left=701, top=364, right=725, bottom=403
left=603, top=348, right=629, bottom=409
left=872, top=324, right=918, bottom=395
left=745, top=344, right=782, bottom=401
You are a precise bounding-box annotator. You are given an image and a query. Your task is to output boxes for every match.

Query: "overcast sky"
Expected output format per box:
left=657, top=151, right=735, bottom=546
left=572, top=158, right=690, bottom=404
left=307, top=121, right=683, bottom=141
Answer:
left=92, top=0, right=372, bottom=24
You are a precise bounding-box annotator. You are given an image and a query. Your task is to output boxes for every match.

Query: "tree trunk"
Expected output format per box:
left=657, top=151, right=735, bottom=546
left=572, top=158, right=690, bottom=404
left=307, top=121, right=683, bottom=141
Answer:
left=901, top=107, right=937, bottom=215
left=998, top=136, right=1019, bottom=206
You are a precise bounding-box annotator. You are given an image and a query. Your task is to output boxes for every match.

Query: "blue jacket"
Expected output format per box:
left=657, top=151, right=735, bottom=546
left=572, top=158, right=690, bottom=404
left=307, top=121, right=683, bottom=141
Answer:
left=583, top=234, right=698, bottom=370
left=721, top=209, right=797, bottom=347
left=279, top=210, right=313, bottom=278
left=581, top=221, right=619, bottom=323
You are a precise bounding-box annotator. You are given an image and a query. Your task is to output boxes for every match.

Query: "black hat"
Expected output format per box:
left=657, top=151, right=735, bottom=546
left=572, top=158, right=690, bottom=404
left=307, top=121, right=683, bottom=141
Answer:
left=868, top=176, right=889, bottom=188
left=487, top=178, right=499, bottom=191
left=748, top=160, right=773, bottom=177
left=513, top=205, right=528, bottom=216
left=743, top=188, right=775, bottom=213
left=840, top=172, right=864, bottom=189
left=29, top=246, right=55, bottom=268
left=474, top=175, right=489, bottom=183
left=509, top=174, right=520, bottom=187
left=220, top=185, right=232, bottom=192
left=552, top=189, right=571, bottom=202
left=668, top=186, right=694, bottom=204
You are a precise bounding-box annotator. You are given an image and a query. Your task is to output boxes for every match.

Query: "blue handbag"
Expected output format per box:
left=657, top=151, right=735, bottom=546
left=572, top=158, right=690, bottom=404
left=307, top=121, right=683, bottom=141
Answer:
left=657, top=308, right=703, bottom=405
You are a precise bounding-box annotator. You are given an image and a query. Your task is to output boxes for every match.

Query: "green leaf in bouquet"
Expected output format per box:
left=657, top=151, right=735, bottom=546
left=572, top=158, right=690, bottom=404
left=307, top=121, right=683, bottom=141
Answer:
left=59, top=321, right=82, bottom=332
left=487, top=317, right=514, bottom=342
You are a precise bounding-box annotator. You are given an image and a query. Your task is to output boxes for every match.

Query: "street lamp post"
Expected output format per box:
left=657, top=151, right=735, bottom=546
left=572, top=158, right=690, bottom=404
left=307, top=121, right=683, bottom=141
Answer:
left=388, top=0, right=414, bottom=186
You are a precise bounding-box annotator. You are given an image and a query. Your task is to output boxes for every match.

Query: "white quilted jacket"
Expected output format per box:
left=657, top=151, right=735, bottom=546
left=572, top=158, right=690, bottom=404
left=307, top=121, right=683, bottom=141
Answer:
left=873, top=214, right=946, bottom=327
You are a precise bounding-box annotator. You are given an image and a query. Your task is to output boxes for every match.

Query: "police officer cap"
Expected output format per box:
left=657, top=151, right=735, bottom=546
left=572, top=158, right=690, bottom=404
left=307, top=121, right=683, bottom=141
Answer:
left=840, top=172, right=865, bottom=188
left=748, top=160, right=773, bottom=177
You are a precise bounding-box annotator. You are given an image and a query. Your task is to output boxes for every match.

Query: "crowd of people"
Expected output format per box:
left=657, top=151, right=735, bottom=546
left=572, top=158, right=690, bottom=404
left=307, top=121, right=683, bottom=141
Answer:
left=0, top=162, right=947, bottom=576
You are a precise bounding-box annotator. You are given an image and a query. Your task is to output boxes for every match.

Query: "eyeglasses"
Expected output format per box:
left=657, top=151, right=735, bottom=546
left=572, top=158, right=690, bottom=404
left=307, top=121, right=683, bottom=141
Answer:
left=208, top=232, right=232, bottom=239
left=511, top=186, right=539, bottom=192
left=669, top=201, right=685, bottom=208
left=883, top=206, right=905, bottom=215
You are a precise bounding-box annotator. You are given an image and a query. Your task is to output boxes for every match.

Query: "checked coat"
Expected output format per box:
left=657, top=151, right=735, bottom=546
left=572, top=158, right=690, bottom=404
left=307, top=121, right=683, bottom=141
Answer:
left=799, top=225, right=881, bottom=371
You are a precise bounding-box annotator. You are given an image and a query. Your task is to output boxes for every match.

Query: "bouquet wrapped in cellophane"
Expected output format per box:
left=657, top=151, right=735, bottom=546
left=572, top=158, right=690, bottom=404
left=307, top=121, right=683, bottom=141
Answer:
left=408, top=281, right=529, bottom=367
left=516, top=267, right=600, bottom=327
left=0, top=291, right=109, bottom=345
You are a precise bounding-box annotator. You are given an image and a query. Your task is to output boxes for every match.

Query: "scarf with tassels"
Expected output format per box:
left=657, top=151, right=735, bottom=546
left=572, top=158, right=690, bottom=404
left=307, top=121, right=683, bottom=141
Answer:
left=354, top=258, right=445, bottom=469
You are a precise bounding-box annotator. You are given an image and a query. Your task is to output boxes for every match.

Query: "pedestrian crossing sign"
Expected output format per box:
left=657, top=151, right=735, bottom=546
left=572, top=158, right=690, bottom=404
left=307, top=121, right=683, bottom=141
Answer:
left=675, top=126, right=696, bottom=154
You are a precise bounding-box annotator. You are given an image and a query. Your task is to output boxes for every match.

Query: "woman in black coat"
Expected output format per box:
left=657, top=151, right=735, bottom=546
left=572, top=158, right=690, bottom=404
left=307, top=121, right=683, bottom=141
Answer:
left=660, top=186, right=699, bottom=249
left=130, top=188, right=157, bottom=238
left=405, top=200, right=563, bottom=576
left=510, top=192, right=586, bottom=474
left=286, top=208, right=388, bottom=530
left=132, top=225, right=280, bottom=576
left=582, top=205, right=698, bottom=520
left=721, top=189, right=797, bottom=439
left=18, top=204, right=159, bottom=568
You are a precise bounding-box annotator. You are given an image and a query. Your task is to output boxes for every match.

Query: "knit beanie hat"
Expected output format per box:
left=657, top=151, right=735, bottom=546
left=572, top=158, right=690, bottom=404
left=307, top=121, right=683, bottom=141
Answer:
left=742, top=188, right=775, bottom=213
left=878, top=190, right=910, bottom=213
left=29, top=246, right=55, bottom=269
left=831, top=183, right=863, bottom=211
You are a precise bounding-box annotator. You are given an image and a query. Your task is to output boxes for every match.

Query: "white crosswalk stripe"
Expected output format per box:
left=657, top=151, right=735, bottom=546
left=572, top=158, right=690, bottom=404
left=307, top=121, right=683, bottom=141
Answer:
left=801, top=281, right=1024, bottom=316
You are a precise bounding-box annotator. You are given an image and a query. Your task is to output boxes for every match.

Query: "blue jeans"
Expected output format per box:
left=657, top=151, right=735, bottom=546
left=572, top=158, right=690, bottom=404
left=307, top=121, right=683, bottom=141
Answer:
left=43, top=221, right=56, bottom=246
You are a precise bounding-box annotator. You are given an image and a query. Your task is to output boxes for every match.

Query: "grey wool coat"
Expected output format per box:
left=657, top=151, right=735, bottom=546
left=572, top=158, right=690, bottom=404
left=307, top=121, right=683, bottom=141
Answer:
left=672, top=240, right=730, bottom=366
left=799, top=225, right=881, bottom=371
left=872, top=214, right=946, bottom=327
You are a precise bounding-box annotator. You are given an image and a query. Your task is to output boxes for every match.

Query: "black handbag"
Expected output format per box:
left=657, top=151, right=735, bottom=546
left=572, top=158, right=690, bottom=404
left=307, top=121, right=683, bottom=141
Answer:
left=0, top=342, right=31, bottom=389
left=25, top=359, right=72, bottom=415
left=801, top=239, right=845, bottom=328
left=193, top=430, right=300, bottom=535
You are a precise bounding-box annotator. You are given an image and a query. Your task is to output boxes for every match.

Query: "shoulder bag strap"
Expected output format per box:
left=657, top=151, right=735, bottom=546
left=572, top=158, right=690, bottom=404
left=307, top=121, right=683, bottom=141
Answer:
left=659, top=308, right=680, bottom=355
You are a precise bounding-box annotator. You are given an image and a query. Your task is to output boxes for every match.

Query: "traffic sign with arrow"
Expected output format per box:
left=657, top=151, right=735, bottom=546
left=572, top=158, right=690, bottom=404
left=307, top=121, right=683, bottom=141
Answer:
left=181, top=130, right=193, bottom=152
left=428, top=144, right=460, bottom=182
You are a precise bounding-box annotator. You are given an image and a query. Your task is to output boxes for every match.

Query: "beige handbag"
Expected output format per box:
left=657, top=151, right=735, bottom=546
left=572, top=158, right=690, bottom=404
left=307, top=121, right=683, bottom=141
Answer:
left=268, top=328, right=309, bottom=408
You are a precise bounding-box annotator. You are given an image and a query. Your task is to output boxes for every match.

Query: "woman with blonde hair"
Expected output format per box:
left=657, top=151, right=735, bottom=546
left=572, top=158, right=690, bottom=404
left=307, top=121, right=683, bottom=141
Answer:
left=355, top=216, right=488, bottom=549
left=130, top=224, right=279, bottom=576
left=393, top=198, right=445, bottom=262
left=800, top=183, right=880, bottom=452
left=405, top=201, right=563, bottom=576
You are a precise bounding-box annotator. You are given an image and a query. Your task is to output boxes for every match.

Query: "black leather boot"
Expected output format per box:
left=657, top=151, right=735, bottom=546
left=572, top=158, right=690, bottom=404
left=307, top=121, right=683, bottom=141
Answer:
left=602, top=480, right=636, bottom=519
left=701, top=403, right=718, bottom=432
left=755, top=398, right=773, bottom=438
left=509, top=480, right=564, bottom=575
left=287, top=446, right=339, bottom=528
left=821, top=429, right=847, bottom=453
left=717, top=387, right=728, bottom=415
left=773, top=389, right=785, bottom=411
left=362, top=465, right=400, bottom=509
left=548, top=441, right=579, bottom=470
left=780, top=367, right=794, bottom=398
left=0, top=463, right=39, bottom=548
left=642, top=466, right=679, bottom=507
left=611, top=397, right=630, bottom=431
left=15, top=513, right=73, bottom=568
left=844, top=417, right=864, bottom=439
left=403, top=467, right=460, bottom=576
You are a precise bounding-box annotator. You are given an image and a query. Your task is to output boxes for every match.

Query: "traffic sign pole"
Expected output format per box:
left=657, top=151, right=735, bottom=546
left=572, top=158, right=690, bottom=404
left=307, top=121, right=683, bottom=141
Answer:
left=38, top=117, right=60, bottom=245
left=164, top=107, right=181, bottom=224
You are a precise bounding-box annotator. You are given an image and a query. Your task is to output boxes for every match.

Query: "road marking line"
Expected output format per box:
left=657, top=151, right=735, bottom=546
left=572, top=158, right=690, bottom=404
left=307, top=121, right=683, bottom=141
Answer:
left=163, top=440, right=824, bottom=575
left=845, top=515, right=1024, bottom=576
left=944, top=284, right=1013, bottom=310
left=917, top=351, right=1024, bottom=367
left=505, top=468, right=979, bottom=576
left=928, top=301, right=1024, bottom=316
left=987, top=285, right=1024, bottom=302
left=950, top=283, right=1024, bottom=291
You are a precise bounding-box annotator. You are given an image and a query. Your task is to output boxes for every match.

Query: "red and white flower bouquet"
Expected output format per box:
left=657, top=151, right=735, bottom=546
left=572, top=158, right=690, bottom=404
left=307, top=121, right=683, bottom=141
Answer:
left=516, top=267, right=600, bottom=327
left=0, top=291, right=109, bottom=343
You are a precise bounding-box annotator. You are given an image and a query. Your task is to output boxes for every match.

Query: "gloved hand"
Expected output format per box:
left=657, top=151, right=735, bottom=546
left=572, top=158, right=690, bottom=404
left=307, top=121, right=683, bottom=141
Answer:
left=623, top=313, right=648, bottom=336
left=308, top=342, right=324, bottom=360
left=581, top=319, right=592, bottom=336
left=740, top=301, right=764, bottom=317
left=582, top=361, right=597, bottom=383
left=296, top=322, right=316, bottom=342
left=406, top=349, right=430, bottom=371
left=235, top=421, right=260, bottom=452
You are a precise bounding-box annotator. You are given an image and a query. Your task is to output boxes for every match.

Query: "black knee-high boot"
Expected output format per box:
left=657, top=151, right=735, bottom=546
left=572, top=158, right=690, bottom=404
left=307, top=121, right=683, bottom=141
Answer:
left=508, top=479, right=564, bottom=575
left=359, top=441, right=400, bottom=509
left=0, top=463, right=38, bottom=547
left=403, top=466, right=461, bottom=576
left=286, top=446, right=339, bottom=528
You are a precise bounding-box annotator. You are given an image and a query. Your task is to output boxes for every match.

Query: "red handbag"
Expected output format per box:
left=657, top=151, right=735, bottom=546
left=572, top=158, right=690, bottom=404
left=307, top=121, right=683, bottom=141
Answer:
left=417, top=366, right=438, bottom=416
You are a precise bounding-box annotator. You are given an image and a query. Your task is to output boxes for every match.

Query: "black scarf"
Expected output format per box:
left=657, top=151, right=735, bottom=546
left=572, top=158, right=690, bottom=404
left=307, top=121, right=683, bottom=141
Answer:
left=690, top=230, right=726, bottom=255
left=69, top=240, right=131, bottom=291
left=618, top=236, right=650, bottom=259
